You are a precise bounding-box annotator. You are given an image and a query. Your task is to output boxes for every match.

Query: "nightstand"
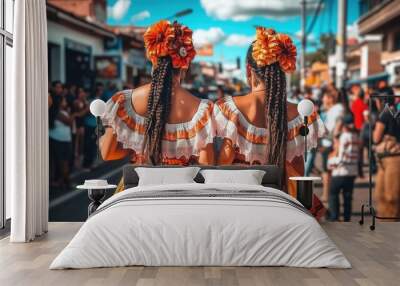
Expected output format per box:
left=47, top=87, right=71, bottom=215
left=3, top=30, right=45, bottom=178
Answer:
left=77, top=184, right=117, bottom=216
left=289, top=176, right=321, bottom=210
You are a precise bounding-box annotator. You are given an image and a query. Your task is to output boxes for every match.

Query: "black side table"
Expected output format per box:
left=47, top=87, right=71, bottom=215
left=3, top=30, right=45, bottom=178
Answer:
left=289, top=177, right=321, bottom=210
left=77, top=184, right=116, bottom=216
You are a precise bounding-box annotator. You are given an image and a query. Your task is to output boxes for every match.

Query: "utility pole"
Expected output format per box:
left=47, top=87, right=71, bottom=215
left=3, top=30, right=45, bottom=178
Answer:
left=300, top=0, right=307, bottom=93
left=336, top=0, right=347, bottom=89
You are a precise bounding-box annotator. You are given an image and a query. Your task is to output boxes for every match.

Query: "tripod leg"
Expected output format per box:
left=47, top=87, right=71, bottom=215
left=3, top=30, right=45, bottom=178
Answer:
left=359, top=204, right=365, bottom=225
left=370, top=206, right=376, bottom=231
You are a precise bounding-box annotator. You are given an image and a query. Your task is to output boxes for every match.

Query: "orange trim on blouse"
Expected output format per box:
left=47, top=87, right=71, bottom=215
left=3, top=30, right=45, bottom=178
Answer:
left=108, top=91, right=214, bottom=166
left=216, top=97, right=319, bottom=144
left=216, top=99, right=267, bottom=144
left=112, top=92, right=146, bottom=134
left=163, top=102, right=214, bottom=141
left=112, top=92, right=214, bottom=141
left=161, top=155, right=200, bottom=166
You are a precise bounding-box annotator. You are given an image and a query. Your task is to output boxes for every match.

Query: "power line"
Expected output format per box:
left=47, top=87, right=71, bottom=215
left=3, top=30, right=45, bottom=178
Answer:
left=328, top=0, right=333, bottom=33
left=319, top=0, right=325, bottom=36
left=306, top=0, right=324, bottom=35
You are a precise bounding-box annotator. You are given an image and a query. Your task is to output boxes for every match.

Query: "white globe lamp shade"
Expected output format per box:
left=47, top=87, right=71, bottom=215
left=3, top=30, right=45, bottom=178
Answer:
left=297, top=99, right=314, bottom=117
left=90, top=99, right=106, bottom=117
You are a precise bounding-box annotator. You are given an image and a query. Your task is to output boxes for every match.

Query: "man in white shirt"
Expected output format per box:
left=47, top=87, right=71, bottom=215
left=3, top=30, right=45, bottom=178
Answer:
left=327, top=114, right=361, bottom=221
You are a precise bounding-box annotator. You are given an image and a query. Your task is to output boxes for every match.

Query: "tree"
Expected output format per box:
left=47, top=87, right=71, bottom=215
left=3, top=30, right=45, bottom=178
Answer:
left=306, top=33, right=336, bottom=65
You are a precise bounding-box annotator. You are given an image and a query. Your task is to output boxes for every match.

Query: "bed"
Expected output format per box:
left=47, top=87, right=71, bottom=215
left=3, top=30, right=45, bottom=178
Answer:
left=50, top=165, right=351, bottom=269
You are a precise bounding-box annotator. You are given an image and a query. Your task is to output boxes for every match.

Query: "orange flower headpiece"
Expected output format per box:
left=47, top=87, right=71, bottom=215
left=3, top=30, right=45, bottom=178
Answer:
left=144, top=20, right=196, bottom=69
left=252, top=27, right=297, bottom=73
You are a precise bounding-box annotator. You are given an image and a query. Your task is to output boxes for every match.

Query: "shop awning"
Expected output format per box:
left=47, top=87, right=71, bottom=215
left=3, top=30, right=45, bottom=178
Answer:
left=346, top=72, right=390, bottom=87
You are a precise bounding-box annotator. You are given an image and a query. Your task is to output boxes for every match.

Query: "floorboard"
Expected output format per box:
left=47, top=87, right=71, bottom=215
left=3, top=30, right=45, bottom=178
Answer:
left=0, top=222, right=399, bottom=286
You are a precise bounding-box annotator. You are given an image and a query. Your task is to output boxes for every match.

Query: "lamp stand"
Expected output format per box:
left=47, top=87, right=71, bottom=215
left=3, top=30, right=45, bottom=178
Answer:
left=96, top=116, right=101, bottom=161
left=299, top=116, right=309, bottom=162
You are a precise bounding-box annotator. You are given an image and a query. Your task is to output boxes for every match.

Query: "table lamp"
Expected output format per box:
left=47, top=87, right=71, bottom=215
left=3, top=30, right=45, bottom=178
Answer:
left=89, top=99, right=106, bottom=160
left=297, top=99, right=314, bottom=162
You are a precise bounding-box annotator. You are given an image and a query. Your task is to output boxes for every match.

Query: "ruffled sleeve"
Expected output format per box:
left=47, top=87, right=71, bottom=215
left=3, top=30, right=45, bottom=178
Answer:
left=213, top=96, right=268, bottom=164
left=213, top=97, right=240, bottom=144
left=100, top=90, right=146, bottom=154
left=286, top=111, right=327, bottom=162
left=162, top=100, right=216, bottom=158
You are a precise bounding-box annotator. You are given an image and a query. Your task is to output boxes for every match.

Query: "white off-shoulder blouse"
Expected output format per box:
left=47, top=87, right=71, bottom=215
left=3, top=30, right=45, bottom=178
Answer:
left=101, top=90, right=216, bottom=165
left=214, top=96, right=327, bottom=164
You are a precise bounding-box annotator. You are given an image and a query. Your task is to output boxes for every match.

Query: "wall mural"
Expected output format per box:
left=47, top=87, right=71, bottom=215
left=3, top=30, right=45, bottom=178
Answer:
left=82, top=22, right=324, bottom=218
left=48, top=6, right=395, bottom=226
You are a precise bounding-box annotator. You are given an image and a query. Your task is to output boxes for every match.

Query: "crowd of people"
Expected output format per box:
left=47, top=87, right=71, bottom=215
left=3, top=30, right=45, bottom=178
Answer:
left=294, top=80, right=400, bottom=221
left=47, top=75, right=400, bottom=220
left=48, top=80, right=122, bottom=190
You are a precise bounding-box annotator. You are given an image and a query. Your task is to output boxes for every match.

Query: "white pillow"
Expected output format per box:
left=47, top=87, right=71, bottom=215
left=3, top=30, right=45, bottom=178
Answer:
left=135, top=167, right=200, bottom=186
left=200, top=169, right=266, bottom=185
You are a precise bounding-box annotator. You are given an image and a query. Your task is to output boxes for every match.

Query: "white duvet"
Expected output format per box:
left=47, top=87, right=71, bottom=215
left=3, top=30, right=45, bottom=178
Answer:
left=50, top=183, right=351, bottom=269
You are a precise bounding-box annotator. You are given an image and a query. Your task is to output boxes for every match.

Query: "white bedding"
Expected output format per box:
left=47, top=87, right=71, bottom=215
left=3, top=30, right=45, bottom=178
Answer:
left=50, top=183, right=351, bottom=269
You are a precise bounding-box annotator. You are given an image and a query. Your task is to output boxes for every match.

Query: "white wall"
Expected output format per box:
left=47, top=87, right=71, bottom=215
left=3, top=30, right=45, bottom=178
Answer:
left=47, top=20, right=105, bottom=83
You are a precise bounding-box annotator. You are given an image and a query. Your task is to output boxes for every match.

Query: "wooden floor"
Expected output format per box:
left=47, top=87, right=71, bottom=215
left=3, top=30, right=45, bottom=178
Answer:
left=0, top=222, right=399, bottom=286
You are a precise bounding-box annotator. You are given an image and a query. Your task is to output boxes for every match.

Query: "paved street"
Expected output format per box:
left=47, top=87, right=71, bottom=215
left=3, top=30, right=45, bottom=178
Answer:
left=314, top=174, right=373, bottom=220
left=49, top=159, right=128, bottom=222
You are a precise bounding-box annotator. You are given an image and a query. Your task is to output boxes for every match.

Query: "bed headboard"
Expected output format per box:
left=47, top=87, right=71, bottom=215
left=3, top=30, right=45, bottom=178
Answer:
left=123, top=165, right=283, bottom=190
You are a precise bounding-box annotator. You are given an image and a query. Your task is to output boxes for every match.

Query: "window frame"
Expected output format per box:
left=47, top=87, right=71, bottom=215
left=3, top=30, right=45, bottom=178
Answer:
left=0, top=0, right=14, bottom=230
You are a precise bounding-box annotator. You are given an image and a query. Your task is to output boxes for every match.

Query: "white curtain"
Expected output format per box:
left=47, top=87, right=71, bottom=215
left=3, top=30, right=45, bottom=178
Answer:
left=8, top=0, right=48, bottom=242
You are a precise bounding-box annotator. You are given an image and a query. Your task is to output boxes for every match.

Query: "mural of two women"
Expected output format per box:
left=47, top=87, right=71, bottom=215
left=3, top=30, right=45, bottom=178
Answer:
left=99, top=21, right=327, bottom=218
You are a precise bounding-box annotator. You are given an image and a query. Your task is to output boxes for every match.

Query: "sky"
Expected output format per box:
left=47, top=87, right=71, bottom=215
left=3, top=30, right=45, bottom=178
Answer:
left=107, top=0, right=359, bottom=71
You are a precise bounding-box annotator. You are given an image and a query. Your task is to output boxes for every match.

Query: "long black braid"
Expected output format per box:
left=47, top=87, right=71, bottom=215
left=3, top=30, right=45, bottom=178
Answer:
left=144, top=56, right=174, bottom=165
left=246, top=43, right=288, bottom=188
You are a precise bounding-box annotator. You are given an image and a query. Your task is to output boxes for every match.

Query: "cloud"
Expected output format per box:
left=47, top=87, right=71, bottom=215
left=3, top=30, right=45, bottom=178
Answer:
left=224, top=34, right=254, bottom=47
left=108, top=0, right=131, bottom=20
left=193, top=27, right=225, bottom=48
left=131, top=10, right=150, bottom=22
left=200, top=0, right=321, bottom=20
left=193, top=27, right=255, bottom=49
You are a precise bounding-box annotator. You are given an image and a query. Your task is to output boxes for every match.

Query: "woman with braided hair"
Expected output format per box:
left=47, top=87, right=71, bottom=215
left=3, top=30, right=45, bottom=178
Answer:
left=214, top=27, right=326, bottom=218
left=100, top=20, right=215, bottom=192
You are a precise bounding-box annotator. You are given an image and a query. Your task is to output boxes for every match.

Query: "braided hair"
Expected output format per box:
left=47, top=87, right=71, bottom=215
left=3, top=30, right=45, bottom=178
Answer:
left=246, top=43, right=288, bottom=186
left=144, top=56, right=174, bottom=165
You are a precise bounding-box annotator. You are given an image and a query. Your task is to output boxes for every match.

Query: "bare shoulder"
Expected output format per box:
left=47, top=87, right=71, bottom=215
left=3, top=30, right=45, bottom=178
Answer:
left=168, top=87, right=203, bottom=123
left=131, top=84, right=151, bottom=116
left=287, top=101, right=299, bottom=121
left=177, top=87, right=201, bottom=103
left=176, top=86, right=202, bottom=106
left=232, top=93, right=251, bottom=109
left=131, top=84, right=151, bottom=100
left=130, top=84, right=202, bottom=119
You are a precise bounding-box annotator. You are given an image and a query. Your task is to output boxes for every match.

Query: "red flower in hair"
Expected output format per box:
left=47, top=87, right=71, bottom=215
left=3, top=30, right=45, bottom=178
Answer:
left=275, top=34, right=297, bottom=73
left=252, top=27, right=279, bottom=67
left=256, top=26, right=276, bottom=36
left=168, top=22, right=196, bottom=69
left=144, top=20, right=173, bottom=65
left=251, top=26, right=297, bottom=73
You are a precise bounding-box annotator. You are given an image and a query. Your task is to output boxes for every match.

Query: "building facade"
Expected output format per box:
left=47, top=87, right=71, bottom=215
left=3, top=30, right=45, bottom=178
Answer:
left=357, top=0, right=400, bottom=85
left=46, top=1, right=149, bottom=91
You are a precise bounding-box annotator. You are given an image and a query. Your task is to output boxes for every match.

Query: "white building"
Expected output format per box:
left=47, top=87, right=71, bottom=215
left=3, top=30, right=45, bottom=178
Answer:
left=47, top=3, right=114, bottom=89
left=47, top=3, right=149, bottom=91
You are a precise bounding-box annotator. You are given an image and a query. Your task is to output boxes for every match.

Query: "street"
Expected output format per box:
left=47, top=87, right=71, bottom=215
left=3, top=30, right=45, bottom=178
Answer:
left=49, top=159, right=127, bottom=222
